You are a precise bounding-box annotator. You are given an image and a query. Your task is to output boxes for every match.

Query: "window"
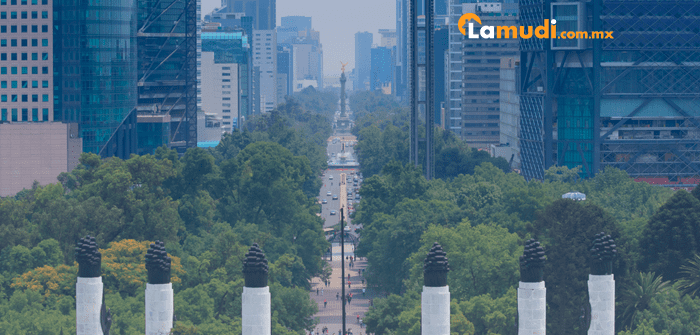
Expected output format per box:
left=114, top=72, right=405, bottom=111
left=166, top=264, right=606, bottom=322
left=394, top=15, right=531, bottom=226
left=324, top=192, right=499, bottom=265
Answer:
left=21, top=11, right=27, bottom=19
left=0, top=95, right=5, bottom=102
left=0, top=53, right=5, bottom=61
left=41, top=38, right=47, bottom=46
left=0, top=0, right=4, bottom=5
left=20, top=66, right=26, bottom=74
left=21, top=80, right=26, bottom=87
left=9, top=53, right=14, bottom=60
left=222, top=79, right=230, bottom=82
left=9, top=0, right=13, bottom=4
left=31, top=11, right=36, bottom=19
left=222, top=85, right=231, bottom=88
left=9, top=25, right=14, bottom=32
left=222, top=73, right=230, bottom=76
left=20, top=52, right=26, bottom=60
left=0, top=12, right=5, bottom=19
left=20, top=25, right=26, bottom=33
left=41, top=11, right=47, bottom=19
left=41, top=66, right=47, bottom=74
left=21, top=108, right=26, bottom=121
left=21, top=94, right=26, bottom=102
left=0, top=67, right=5, bottom=74
left=42, top=0, right=46, bottom=4
left=222, top=67, right=230, bottom=70
left=11, top=108, right=16, bottom=121
left=31, top=80, right=36, bottom=88
left=0, top=81, right=5, bottom=88
left=0, top=26, right=4, bottom=33
left=20, top=0, right=25, bottom=5
left=222, top=97, right=231, bottom=101
left=10, top=39, right=15, bottom=47
left=31, top=52, right=36, bottom=60
left=41, top=25, right=46, bottom=32
left=10, top=80, right=15, bottom=88
left=31, top=67, right=36, bottom=74
left=31, top=94, right=37, bottom=102
left=41, top=80, right=47, bottom=88
left=222, top=109, right=231, bottom=113
left=32, top=108, right=37, bottom=121
left=222, top=91, right=231, bottom=94
left=42, top=108, right=47, bottom=121
left=0, top=40, right=5, bottom=47
left=21, top=39, right=26, bottom=47
left=31, top=0, right=36, bottom=4
left=9, top=12, right=14, bottom=19
left=31, top=39, right=36, bottom=46
left=0, top=109, right=5, bottom=121
left=10, top=94, right=15, bottom=101
left=41, top=52, right=47, bottom=60
left=31, top=25, right=36, bottom=33
left=41, top=94, right=47, bottom=101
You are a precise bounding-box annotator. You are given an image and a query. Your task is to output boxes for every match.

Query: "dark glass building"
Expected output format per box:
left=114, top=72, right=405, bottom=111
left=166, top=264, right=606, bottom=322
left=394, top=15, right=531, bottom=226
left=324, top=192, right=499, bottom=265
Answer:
left=54, top=0, right=138, bottom=159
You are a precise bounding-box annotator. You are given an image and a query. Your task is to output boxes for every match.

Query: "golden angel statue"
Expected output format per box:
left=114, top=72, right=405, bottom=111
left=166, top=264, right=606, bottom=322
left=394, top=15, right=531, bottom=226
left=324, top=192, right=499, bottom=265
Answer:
left=340, top=61, right=348, bottom=73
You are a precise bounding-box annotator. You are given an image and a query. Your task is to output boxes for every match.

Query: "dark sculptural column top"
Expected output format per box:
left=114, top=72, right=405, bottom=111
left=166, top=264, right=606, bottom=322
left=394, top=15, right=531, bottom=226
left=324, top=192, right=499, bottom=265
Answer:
left=520, top=239, right=546, bottom=282
left=145, top=241, right=171, bottom=284
left=424, top=242, right=450, bottom=287
left=590, top=232, right=616, bottom=275
left=243, top=243, right=269, bottom=288
left=76, top=235, right=101, bottom=278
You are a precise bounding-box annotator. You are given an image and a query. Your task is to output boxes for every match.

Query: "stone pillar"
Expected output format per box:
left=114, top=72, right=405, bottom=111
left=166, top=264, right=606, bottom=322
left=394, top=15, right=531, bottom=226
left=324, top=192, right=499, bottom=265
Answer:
left=422, top=242, right=450, bottom=335
left=518, top=239, right=546, bottom=335
left=242, top=243, right=271, bottom=335
left=145, top=241, right=173, bottom=335
left=75, top=235, right=105, bottom=335
left=588, top=233, right=616, bottom=335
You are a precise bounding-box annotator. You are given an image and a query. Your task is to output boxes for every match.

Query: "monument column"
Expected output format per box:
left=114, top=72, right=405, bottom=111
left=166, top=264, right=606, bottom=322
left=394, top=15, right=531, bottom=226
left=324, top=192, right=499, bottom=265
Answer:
left=242, top=243, right=271, bottom=335
left=76, top=235, right=107, bottom=335
left=588, top=233, right=617, bottom=335
left=518, top=239, right=546, bottom=335
left=145, top=241, right=174, bottom=335
left=422, top=242, right=450, bottom=335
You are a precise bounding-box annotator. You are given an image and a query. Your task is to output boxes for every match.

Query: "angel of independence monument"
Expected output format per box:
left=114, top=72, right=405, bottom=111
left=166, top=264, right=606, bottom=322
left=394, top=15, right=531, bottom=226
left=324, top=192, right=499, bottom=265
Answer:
left=336, top=62, right=351, bottom=134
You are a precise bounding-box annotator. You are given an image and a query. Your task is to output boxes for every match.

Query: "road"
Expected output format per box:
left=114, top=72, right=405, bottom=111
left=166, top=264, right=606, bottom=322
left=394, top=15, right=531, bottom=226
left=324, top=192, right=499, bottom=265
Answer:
left=311, top=129, right=371, bottom=335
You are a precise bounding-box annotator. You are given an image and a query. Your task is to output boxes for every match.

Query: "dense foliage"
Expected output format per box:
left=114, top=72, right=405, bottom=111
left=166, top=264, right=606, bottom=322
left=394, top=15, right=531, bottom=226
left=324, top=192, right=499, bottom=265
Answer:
left=0, top=92, right=334, bottom=334
left=353, top=158, right=691, bottom=334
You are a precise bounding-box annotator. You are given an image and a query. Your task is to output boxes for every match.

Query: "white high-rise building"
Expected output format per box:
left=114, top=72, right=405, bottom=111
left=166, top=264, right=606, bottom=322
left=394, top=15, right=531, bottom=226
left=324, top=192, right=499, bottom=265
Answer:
left=253, top=30, right=277, bottom=113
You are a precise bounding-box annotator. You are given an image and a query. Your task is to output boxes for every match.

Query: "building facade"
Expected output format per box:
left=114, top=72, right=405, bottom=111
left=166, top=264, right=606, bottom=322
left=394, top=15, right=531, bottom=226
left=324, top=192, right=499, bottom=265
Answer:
left=370, top=47, right=392, bottom=92
left=54, top=0, right=138, bottom=159
left=499, top=56, right=520, bottom=170
left=137, top=0, right=199, bottom=153
left=220, top=0, right=275, bottom=30
left=0, top=122, right=81, bottom=197
left=253, top=30, right=277, bottom=113
left=460, top=2, right=518, bottom=148
left=354, top=31, right=372, bottom=91
left=519, top=0, right=700, bottom=182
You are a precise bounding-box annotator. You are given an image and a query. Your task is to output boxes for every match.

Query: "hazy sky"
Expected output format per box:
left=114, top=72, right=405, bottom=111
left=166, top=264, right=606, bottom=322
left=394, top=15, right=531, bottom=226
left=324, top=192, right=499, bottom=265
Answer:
left=201, top=0, right=396, bottom=76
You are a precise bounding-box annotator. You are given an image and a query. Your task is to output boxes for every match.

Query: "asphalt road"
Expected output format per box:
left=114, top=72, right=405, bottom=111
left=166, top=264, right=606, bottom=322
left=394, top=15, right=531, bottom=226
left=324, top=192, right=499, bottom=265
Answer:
left=319, top=136, right=361, bottom=231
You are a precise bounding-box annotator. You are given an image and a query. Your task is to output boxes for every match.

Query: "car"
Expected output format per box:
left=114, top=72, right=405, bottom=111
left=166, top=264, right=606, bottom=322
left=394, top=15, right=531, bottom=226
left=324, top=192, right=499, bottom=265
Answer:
left=327, top=191, right=332, bottom=196
left=355, top=194, right=361, bottom=199
left=353, top=183, right=358, bottom=187
left=322, top=199, right=327, bottom=204
left=354, top=200, right=360, bottom=204
left=329, top=175, right=334, bottom=180
left=332, top=194, right=338, bottom=200
left=330, top=211, right=336, bottom=215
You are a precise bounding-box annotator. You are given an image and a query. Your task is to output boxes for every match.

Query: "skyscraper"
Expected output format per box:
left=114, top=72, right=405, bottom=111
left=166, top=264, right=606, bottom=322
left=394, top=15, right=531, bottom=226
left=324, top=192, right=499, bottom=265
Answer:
left=519, top=0, right=700, bottom=182
left=137, top=0, right=199, bottom=153
left=370, top=47, right=392, bottom=92
left=221, top=0, right=276, bottom=30
left=354, top=31, right=373, bottom=91
left=54, top=0, right=138, bottom=159
left=253, top=30, right=277, bottom=113
left=460, top=2, right=518, bottom=148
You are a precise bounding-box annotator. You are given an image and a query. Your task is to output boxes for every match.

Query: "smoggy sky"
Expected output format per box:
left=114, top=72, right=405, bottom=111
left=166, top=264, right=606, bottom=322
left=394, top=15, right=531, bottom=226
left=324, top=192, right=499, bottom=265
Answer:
left=201, top=0, right=396, bottom=76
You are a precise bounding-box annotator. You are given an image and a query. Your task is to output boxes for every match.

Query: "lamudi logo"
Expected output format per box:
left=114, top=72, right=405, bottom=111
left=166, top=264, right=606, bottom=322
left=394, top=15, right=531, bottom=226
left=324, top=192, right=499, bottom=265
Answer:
left=457, top=13, right=613, bottom=40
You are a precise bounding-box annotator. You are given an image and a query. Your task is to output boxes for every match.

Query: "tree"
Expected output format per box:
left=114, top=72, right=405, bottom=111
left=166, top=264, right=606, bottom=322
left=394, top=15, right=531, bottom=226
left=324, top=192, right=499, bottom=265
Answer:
left=676, top=254, right=700, bottom=297
left=639, top=190, right=700, bottom=281
left=530, top=199, right=624, bottom=334
left=618, top=272, right=671, bottom=330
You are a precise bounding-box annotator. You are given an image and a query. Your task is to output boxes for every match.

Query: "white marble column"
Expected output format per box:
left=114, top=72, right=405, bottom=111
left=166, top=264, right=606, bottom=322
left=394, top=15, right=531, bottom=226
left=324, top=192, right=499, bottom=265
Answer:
left=242, top=286, right=271, bottom=335
left=588, top=274, right=615, bottom=335
left=518, top=281, right=546, bottom=335
left=145, top=283, right=174, bottom=335
left=76, top=277, right=104, bottom=335
left=422, top=285, right=450, bottom=335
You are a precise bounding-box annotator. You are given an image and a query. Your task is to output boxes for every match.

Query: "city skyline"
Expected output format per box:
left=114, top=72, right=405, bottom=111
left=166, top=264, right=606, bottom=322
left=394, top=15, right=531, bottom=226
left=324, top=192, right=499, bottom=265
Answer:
left=201, top=0, right=395, bottom=76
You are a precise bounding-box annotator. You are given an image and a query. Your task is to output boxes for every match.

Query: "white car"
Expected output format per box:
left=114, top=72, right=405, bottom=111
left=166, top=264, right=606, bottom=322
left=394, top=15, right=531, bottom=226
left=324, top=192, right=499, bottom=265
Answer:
left=329, top=175, right=334, bottom=180
left=327, top=191, right=332, bottom=196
